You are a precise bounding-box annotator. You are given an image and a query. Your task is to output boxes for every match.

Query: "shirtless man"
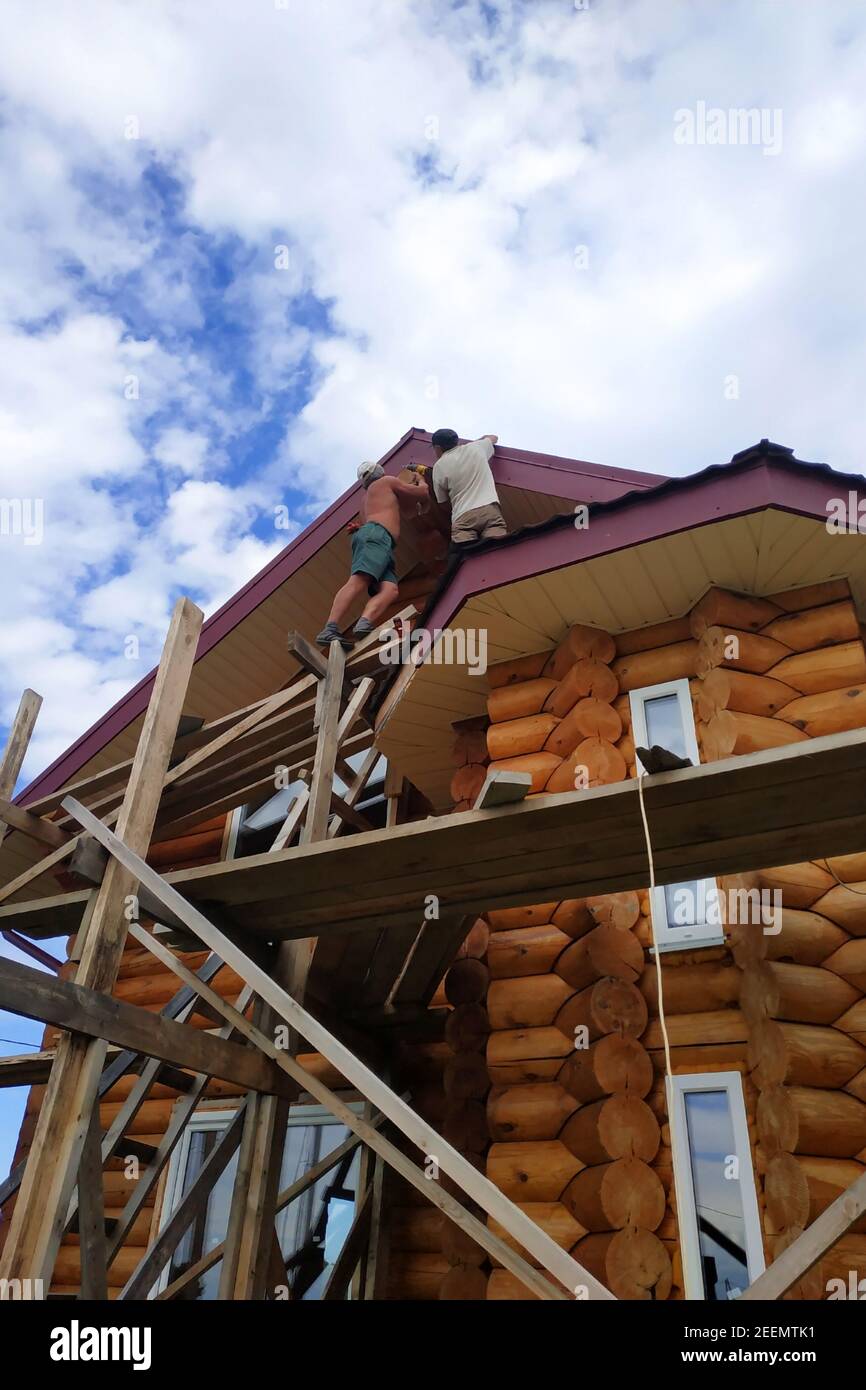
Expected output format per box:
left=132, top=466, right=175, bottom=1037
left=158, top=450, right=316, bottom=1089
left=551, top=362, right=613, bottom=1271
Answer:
left=316, top=461, right=425, bottom=646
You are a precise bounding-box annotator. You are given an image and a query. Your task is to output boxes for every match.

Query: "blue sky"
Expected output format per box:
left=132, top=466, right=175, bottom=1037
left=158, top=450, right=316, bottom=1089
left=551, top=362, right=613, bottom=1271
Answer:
left=1, top=0, right=866, bottom=1174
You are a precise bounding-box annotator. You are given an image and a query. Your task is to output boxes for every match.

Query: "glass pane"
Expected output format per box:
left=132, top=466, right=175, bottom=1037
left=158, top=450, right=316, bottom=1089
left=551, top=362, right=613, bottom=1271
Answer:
left=644, top=693, right=688, bottom=759
left=278, top=1123, right=360, bottom=1300
left=665, top=880, right=701, bottom=926
left=663, top=880, right=721, bottom=930
left=683, top=1090, right=751, bottom=1300
left=164, top=1116, right=358, bottom=1301
left=166, top=1130, right=240, bottom=1300
left=242, top=783, right=306, bottom=833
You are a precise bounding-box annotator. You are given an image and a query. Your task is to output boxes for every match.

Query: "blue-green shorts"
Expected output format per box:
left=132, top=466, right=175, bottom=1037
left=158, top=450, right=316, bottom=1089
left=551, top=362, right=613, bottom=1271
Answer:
left=351, top=521, right=397, bottom=594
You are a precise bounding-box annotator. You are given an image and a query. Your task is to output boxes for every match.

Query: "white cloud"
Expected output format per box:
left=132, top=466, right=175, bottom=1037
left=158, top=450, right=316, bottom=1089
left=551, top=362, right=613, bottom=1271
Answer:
left=153, top=426, right=210, bottom=477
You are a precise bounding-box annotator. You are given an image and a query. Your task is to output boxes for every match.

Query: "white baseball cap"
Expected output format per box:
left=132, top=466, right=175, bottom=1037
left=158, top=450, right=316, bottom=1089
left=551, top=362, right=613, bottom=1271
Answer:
left=357, top=461, right=385, bottom=484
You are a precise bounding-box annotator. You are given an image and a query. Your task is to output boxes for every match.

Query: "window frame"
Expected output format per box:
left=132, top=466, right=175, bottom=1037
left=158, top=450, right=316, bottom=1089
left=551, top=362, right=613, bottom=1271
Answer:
left=668, top=1071, right=765, bottom=1301
left=154, top=1102, right=362, bottom=1298
left=629, top=678, right=724, bottom=950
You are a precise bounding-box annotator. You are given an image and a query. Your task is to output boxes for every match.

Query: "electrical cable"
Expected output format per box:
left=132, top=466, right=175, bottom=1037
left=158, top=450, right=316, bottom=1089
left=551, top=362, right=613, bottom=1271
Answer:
left=818, top=857, right=866, bottom=895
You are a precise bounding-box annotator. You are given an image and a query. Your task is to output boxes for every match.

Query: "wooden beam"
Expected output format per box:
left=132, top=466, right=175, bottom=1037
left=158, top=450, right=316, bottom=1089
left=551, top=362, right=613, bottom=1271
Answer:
left=0, top=689, right=42, bottom=848
left=329, top=791, right=373, bottom=834
left=154, top=690, right=318, bottom=815
left=0, top=832, right=84, bottom=907
left=217, top=1002, right=291, bottom=1302
left=71, top=809, right=612, bottom=1300
left=0, top=1048, right=66, bottom=1088
left=270, top=773, right=310, bottom=852
left=362, top=1153, right=388, bottom=1302
left=739, top=1169, right=866, bottom=1301
left=19, top=697, right=279, bottom=820
left=336, top=676, right=375, bottom=743
left=287, top=631, right=329, bottom=680
left=389, top=914, right=472, bottom=1008
left=327, top=747, right=378, bottom=840
left=0, top=956, right=289, bottom=1095
left=17, top=617, right=404, bottom=828
left=341, top=605, right=417, bottom=679
left=20, top=717, right=866, bottom=945
left=76, top=1107, right=108, bottom=1300
left=66, top=724, right=866, bottom=943
left=0, top=796, right=69, bottom=849
left=303, top=641, right=345, bottom=845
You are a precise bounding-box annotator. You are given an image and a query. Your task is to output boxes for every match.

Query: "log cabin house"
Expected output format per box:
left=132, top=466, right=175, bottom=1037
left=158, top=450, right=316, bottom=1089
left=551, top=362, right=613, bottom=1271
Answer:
left=1, top=431, right=865, bottom=1302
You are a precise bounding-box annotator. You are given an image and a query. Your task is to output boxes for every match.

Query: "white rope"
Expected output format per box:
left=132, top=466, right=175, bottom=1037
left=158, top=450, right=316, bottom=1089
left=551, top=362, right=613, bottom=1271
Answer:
left=637, top=770, right=673, bottom=1083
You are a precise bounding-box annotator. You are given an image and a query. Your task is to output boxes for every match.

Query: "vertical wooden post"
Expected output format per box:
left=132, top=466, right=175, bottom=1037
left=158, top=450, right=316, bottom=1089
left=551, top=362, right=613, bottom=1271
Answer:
left=0, top=690, right=42, bottom=849
left=219, top=640, right=347, bottom=1299
left=76, top=1107, right=108, bottom=1300
left=0, top=692, right=63, bottom=966
left=217, top=997, right=291, bottom=1302
left=302, top=641, right=345, bottom=845
left=362, top=1153, right=388, bottom=1301
left=0, top=691, right=50, bottom=1005
left=0, top=598, right=202, bottom=1290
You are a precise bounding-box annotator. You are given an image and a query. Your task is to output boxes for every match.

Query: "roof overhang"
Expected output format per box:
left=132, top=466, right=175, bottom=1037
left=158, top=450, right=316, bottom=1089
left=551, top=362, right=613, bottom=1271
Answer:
left=376, top=453, right=866, bottom=810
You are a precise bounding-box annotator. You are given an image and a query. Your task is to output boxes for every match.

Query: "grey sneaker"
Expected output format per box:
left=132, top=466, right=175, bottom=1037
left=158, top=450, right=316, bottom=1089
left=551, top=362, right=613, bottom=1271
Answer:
left=316, top=622, right=352, bottom=649
left=352, top=617, right=374, bottom=639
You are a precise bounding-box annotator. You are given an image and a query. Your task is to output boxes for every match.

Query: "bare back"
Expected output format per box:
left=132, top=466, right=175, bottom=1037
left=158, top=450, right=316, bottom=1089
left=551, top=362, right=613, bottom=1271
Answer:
left=360, top=474, right=422, bottom=541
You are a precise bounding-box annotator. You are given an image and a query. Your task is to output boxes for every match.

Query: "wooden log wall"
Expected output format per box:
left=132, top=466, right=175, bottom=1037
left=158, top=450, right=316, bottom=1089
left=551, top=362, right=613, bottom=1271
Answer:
left=383, top=1040, right=450, bottom=1299
left=473, top=578, right=866, bottom=1301
left=478, top=626, right=670, bottom=1300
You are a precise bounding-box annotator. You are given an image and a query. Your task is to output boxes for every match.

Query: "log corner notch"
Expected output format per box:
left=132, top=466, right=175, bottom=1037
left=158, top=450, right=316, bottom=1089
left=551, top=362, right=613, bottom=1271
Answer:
left=482, top=623, right=670, bottom=1301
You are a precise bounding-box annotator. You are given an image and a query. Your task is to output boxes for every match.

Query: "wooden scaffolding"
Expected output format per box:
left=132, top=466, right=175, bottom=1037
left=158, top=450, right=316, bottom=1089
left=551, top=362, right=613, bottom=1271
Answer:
left=0, top=595, right=864, bottom=1302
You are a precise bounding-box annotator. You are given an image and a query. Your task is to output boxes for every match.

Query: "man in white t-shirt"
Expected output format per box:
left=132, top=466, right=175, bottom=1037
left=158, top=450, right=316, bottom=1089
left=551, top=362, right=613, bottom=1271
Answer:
left=421, top=427, right=507, bottom=548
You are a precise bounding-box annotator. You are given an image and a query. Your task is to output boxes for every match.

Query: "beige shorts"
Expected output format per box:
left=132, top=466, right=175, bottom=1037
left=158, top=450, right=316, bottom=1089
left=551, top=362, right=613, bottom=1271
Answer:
left=451, top=503, right=507, bottom=545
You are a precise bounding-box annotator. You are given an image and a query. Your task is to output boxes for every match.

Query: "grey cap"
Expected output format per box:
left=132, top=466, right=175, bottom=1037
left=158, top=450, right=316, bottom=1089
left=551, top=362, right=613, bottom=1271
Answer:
left=357, top=461, right=385, bottom=485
